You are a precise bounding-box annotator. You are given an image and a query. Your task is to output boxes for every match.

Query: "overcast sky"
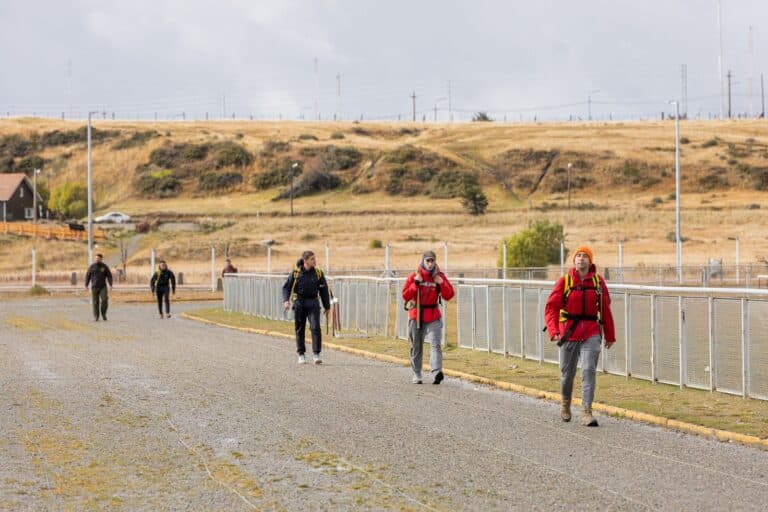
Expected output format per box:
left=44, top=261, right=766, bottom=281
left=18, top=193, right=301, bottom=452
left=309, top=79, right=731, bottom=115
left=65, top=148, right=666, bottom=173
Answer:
left=1, top=0, right=766, bottom=121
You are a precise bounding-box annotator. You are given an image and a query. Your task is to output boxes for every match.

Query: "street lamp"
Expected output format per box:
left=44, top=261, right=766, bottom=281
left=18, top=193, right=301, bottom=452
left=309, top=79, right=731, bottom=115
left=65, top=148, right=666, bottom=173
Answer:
left=32, top=168, right=41, bottom=229
left=587, top=89, right=600, bottom=120
left=668, top=100, right=682, bottom=283
left=290, top=162, right=298, bottom=217
left=87, top=110, right=100, bottom=265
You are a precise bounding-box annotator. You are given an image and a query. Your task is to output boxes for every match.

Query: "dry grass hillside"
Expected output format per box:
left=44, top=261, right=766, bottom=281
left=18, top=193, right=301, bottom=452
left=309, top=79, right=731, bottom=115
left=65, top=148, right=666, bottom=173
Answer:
left=1, top=118, right=767, bottom=275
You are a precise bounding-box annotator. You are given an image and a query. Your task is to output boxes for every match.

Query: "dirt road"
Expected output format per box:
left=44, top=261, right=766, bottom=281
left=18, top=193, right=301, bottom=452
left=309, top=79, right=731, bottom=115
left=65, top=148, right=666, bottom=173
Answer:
left=1, top=298, right=767, bottom=510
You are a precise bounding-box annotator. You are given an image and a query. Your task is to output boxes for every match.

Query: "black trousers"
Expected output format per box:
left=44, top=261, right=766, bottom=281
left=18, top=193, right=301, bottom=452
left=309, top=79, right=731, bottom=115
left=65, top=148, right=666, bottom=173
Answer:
left=294, top=301, right=322, bottom=355
left=91, top=286, right=108, bottom=319
left=156, top=287, right=171, bottom=315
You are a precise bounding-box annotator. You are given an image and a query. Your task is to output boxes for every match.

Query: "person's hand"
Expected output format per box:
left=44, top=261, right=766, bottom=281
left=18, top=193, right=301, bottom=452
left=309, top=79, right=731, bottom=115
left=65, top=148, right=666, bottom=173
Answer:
left=324, top=308, right=331, bottom=317
left=551, top=334, right=561, bottom=343
left=414, top=273, right=422, bottom=283
left=283, top=301, right=291, bottom=310
left=433, top=274, right=444, bottom=285
left=605, top=340, right=615, bottom=350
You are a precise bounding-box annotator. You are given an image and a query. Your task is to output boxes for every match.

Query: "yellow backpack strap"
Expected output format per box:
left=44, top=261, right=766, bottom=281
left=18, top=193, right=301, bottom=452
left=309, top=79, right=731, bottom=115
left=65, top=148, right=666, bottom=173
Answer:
left=315, top=268, right=323, bottom=280
left=291, top=267, right=300, bottom=297
left=562, top=274, right=572, bottom=306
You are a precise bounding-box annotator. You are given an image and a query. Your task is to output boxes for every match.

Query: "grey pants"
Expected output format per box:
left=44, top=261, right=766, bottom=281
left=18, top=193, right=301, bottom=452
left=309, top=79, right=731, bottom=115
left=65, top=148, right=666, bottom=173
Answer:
left=408, top=318, right=443, bottom=377
left=560, top=335, right=602, bottom=409
left=91, top=286, right=108, bottom=319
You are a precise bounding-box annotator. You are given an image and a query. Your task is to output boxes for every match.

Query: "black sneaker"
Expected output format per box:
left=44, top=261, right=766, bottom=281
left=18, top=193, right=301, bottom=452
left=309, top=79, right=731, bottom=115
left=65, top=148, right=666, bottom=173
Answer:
left=102, top=315, right=107, bottom=321
left=432, top=371, right=444, bottom=385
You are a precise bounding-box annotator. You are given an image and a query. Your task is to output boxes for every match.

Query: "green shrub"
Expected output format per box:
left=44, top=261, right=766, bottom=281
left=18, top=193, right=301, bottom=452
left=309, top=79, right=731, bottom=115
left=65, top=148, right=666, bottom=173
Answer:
left=0, top=134, right=34, bottom=157
left=15, top=155, right=45, bottom=174
left=702, top=138, right=718, bottom=148
left=431, top=169, right=479, bottom=198
left=197, top=171, right=243, bottom=191
left=680, top=137, right=690, bottom=144
left=300, top=233, right=318, bottom=241
left=48, top=182, right=88, bottom=219
left=0, top=156, right=14, bottom=172
left=182, top=143, right=210, bottom=161
left=369, top=239, right=383, bottom=249
left=386, top=166, right=436, bottom=195
left=460, top=185, right=488, bottom=215
left=321, top=145, right=362, bottom=170
left=698, top=172, right=729, bottom=190
left=273, top=168, right=342, bottom=200
left=330, top=131, right=345, bottom=140
left=386, top=144, right=423, bottom=164
left=251, top=159, right=302, bottom=190
left=39, top=126, right=118, bottom=147
left=472, top=112, right=493, bottom=122
left=214, top=143, right=253, bottom=168
left=260, top=140, right=291, bottom=157
left=135, top=169, right=181, bottom=198
left=298, top=133, right=319, bottom=141
left=112, top=130, right=158, bottom=150
left=499, top=219, right=564, bottom=267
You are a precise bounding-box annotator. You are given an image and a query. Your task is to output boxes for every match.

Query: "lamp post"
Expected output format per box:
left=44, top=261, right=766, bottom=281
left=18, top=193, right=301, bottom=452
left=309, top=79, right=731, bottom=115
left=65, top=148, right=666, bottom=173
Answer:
left=290, top=162, right=298, bottom=217
left=87, top=110, right=100, bottom=265
left=668, top=100, right=682, bottom=283
left=32, top=168, right=41, bottom=231
left=587, top=90, right=600, bottom=120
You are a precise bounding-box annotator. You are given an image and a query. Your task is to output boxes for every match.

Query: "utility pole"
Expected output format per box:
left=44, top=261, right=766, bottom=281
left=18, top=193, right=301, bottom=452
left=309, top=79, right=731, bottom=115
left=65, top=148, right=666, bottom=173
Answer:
left=411, top=91, right=416, bottom=122
left=727, top=70, right=733, bottom=118
left=749, top=26, right=755, bottom=117
left=717, top=0, right=725, bottom=118
left=761, top=73, right=765, bottom=118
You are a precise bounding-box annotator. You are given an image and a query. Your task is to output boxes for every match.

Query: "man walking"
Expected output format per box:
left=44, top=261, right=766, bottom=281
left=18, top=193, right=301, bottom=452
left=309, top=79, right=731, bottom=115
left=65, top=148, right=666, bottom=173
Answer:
left=150, top=260, right=176, bottom=319
left=545, top=246, right=616, bottom=426
left=85, top=253, right=113, bottom=321
left=402, top=250, right=454, bottom=385
left=222, top=258, right=238, bottom=276
left=282, top=251, right=330, bottom=364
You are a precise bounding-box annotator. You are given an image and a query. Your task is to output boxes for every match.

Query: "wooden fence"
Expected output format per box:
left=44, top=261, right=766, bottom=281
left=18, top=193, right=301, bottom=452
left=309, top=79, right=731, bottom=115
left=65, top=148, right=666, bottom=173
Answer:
left=1, top=222, right=105, bottom=241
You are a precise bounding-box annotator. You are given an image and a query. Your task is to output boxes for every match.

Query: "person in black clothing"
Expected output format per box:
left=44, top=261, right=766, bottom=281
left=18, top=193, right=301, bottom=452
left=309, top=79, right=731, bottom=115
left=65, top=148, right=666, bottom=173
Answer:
left=282, top=250, right=331, bottom=364
left=150, top=260, right=176, bottom=319
left=85, top=253, right=113, bottom=321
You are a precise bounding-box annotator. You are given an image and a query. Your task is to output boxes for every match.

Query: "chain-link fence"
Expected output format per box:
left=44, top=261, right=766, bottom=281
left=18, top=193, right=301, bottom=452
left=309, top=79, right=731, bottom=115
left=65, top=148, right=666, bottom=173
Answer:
left=224, top=273, right=768, bottom=401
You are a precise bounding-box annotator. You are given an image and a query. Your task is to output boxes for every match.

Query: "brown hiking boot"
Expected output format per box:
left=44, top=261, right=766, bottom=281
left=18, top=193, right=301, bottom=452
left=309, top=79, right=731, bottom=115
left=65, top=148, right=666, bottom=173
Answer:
left=581, top=407, right=599, bottom=427
left=560, top=398, right=572, bottom=422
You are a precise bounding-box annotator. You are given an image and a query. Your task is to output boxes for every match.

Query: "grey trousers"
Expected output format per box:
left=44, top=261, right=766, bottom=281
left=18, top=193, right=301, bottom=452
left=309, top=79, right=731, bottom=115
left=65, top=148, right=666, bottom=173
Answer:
left=408, top=318, right=443, bottom=377
left=91, top=286, right=108, bottom=319
left=559, top=334, right=602, bottom=409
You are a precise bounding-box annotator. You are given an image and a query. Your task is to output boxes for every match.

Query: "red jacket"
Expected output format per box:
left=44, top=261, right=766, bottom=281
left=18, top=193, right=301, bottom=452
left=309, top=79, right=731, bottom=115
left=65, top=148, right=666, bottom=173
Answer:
left=545, top=265, right=616, bottom=343
left=402, top=266, right=455, bottom=323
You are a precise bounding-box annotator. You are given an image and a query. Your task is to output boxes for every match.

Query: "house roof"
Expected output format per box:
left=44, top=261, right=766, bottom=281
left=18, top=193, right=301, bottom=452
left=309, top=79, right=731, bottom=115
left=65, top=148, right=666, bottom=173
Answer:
left=0, top=173, right=35, bottom=202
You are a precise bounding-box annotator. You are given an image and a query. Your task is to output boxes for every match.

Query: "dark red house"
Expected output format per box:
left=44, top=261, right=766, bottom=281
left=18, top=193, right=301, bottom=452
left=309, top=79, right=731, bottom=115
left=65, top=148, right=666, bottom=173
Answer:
left=0, top=173, right=42, bottom=222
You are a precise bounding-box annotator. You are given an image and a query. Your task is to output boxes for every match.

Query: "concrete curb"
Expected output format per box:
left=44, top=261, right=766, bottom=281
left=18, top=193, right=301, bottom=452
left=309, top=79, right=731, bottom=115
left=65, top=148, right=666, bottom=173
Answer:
left=181, top=313, right=768, bottom=451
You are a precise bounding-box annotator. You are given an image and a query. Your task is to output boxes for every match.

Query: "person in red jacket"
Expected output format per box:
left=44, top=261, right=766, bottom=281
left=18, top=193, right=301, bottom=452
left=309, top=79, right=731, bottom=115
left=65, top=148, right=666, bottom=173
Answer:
left=402, top=250, right=455, bottom=385
left=545, top=245, right=616, bottom=426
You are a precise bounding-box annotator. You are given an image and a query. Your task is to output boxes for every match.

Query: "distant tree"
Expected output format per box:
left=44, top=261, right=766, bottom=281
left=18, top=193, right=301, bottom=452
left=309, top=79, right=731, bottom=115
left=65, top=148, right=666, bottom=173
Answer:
left=48, top=182, right=88, bottom=219
left=499, top=219, right=565, bottom=267
left=472, top=111, right=493, bottom=122
left=460, top=184, right=488, bottom=215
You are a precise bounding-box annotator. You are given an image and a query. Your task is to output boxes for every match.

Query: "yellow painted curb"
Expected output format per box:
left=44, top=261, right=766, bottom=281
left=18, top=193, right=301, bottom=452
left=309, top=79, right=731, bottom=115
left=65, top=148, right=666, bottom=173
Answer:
left=181, top=313, right=768, bottom=450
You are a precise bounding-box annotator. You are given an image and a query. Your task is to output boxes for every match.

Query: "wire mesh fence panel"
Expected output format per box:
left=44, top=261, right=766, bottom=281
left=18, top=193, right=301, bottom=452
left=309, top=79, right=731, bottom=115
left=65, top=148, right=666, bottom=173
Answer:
left=683, top=297, right=710, bottom=390
left=656, top=296, right=681, bottom=385
left=713, top=298, right=743, bottom=395
left=504, top=286, right=522, bottom=357
left=541, top=288, right=558, bottom=364
left=629, top=294, right=652, bottom=380
left=457, top=285, right=474, bottom=349
left=604, top=293, right=627, bottom=375
left=489, top=286, right=505, bottom=354
left=523, top=288, right=540, bottom=359
left=748, top=300, right=768, bottom=399
left=474, top=287, right=490, bottom=351
left=376, top=281, right=391, bottom=336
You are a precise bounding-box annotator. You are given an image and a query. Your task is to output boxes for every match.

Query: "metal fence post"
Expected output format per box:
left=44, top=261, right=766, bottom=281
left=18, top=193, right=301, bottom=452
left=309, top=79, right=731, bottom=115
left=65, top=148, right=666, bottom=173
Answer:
left=741, top=298, right=748, bottom=398
left=625, top=292, right=631, bottom=377
left=267, top=246, right=272, bottom=274
left=709, top=296, right=715, bottom=392
left=470, top=286, right=477, bottom=349
left=538, top=288, right=544, bottom=363
left=678, top=296, right=685, bottom=389
left=211, top=245, right=216, bottom=292
left=651, top=294, right=657, bottom=383
left=502, top=285, right=508, bottom=355
left=486, top=285, right=492, bottom=353
left=519, top=287, right=525, bottom=358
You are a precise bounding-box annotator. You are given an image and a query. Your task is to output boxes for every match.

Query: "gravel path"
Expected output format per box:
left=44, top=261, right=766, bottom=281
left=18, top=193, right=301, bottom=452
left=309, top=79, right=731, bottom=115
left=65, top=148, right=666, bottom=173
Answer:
left=1, top=298, right=767, bottom=511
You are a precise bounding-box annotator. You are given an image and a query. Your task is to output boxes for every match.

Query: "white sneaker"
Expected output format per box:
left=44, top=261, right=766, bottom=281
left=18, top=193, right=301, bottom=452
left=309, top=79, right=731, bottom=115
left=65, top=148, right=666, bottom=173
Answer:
left=313, top=354, right=322, bottom=365
left=298, top=354, right=307, bottom=364
left=412, top=375, right=423, bottom=384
